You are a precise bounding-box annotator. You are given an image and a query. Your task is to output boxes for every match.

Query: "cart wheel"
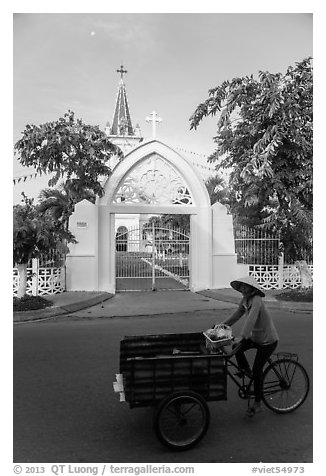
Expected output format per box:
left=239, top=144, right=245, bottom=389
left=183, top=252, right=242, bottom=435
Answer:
left=153, top=391, right=210, bottom=451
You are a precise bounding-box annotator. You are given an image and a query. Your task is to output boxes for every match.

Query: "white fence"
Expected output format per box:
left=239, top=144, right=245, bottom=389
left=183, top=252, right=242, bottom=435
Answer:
left=13, top=258, right=66, bottom=296
left=13, top=247, right=312, bottom=295
left=248, top=263, right=313, bottom=290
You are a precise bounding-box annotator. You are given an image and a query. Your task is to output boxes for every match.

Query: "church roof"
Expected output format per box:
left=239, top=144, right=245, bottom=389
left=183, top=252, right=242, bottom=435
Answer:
left=109, top=65, right=135, bottom=137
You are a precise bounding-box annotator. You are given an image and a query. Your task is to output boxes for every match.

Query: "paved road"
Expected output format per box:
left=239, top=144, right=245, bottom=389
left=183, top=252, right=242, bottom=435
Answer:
left=13, top=307, right=312, bottom=463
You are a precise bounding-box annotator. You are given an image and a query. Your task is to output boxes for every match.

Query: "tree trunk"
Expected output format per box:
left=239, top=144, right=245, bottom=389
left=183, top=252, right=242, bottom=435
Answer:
left=17, top=263, right=28, bottom=298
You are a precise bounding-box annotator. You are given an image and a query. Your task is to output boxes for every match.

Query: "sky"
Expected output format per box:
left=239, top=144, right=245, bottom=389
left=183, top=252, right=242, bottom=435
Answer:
left=12, top=11, right=313, bottom=203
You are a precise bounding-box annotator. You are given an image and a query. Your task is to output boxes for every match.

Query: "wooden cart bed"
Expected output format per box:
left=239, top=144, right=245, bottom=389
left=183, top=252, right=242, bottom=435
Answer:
left=119, top=332, right=227, bottom=408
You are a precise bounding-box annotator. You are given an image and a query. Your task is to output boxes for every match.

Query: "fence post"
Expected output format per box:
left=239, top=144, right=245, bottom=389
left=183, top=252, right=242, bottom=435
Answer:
left=278, top=252, right=284, bottom=290
left=31, top=258, right=39, bottom=296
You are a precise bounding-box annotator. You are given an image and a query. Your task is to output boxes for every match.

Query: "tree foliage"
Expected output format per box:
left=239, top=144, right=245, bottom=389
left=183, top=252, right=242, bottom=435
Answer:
left=190, top=58, right=313, bottom=260
left=146, top=214, right=190, bottom=232
left=13, top=194, right=74, bottom=266
left=14, top=110, right=123, bottom=198
left=205, top=174, right=230, bottom=206
left=13, top=111, right=123, bottom=296
left=38, top=182, right=97, bottom=230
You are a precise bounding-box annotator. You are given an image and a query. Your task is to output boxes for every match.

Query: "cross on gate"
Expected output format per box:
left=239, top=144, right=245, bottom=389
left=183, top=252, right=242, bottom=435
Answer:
left=146, top=111, right=162, bottom=138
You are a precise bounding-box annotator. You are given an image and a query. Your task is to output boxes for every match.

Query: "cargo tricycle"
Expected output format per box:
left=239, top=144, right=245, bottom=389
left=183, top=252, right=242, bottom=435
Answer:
left=113, top=330, right=309, bottom=451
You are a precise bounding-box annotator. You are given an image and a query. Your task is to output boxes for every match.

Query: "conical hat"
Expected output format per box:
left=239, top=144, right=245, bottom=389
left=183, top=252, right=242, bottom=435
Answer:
left=230, top=276, right=265, bottom=297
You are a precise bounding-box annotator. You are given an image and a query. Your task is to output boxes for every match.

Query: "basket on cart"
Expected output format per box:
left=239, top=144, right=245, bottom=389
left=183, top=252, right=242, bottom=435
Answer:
left=203, top=333, right=233, bottom=352
left=203, top=324, right=233, bottom=353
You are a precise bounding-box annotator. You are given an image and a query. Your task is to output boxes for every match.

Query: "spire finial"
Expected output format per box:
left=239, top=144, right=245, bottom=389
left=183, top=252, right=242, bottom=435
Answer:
left=116, top=64, right=127, bottom=80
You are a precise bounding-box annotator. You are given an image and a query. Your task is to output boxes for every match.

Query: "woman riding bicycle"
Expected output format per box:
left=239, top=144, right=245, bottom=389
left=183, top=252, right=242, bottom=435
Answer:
left=221, top=276, right=279, bottom=417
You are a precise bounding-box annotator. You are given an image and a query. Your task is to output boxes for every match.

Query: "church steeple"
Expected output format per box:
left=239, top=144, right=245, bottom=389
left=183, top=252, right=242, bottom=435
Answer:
left=110, top=66, right=134, bottom=136
left=105, top=65, right=142, bottom=153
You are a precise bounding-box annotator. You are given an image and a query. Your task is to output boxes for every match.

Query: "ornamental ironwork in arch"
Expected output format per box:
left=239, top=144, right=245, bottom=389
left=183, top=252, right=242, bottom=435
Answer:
left=112, top=155, right=193, bottom=206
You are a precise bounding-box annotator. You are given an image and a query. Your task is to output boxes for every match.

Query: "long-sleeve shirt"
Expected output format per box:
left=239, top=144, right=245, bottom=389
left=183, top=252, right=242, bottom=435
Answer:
left=223, top=294, right=279, bottom=345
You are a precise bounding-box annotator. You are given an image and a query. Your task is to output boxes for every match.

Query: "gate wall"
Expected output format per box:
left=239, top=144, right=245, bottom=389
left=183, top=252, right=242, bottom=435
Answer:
left=211, top=202, right=238, bottom=289
left=98, top=140, right=216, bottom=293
left=66, top=199, right=99, bottom=291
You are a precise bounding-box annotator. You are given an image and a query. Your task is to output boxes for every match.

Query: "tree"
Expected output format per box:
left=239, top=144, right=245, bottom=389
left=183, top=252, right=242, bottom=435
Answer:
left=146, top=214, right=190, bottom=232
left=14, top=111, right=122, bottom=297
left=38, top=186, right=72, bottom=229
left=38, top=182, right=97, bottom=230
left=14, top=110, right=123, bottom=198
left=190, top=58, right=313, bottom=262
left=205, top=174, right=230, bottom=207
left=13, top=194, right=75, bottom=298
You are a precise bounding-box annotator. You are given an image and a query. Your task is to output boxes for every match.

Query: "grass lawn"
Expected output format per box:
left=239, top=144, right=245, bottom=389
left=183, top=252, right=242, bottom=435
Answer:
left=275, top=288, right=313, bottom=302
left=13, top=295, right=53, bottom=312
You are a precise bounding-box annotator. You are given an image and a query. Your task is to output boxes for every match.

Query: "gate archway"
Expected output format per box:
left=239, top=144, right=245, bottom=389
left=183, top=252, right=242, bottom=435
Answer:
left=97, top=139, right=212, bottom=294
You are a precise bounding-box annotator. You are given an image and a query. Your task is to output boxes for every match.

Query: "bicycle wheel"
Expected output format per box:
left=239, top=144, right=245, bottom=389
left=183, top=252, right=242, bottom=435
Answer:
left=262, top=358, right=310, bottom=413
left=153, top=391, right=210, bottom=451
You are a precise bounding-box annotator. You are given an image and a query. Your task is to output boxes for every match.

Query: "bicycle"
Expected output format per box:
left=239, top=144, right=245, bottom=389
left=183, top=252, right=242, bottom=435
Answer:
left=220, top=341, right=310, bottom=414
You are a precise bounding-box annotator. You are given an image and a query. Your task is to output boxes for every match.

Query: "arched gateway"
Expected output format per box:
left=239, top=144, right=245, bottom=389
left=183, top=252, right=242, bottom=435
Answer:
left=66, top=140, right=238, bottom=293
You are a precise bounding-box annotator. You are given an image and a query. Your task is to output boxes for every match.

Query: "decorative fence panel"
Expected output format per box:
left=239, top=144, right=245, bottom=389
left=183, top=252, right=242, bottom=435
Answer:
left=13, top=251, right=66, bottom=297
left=248, top=263, right=313, bottom=290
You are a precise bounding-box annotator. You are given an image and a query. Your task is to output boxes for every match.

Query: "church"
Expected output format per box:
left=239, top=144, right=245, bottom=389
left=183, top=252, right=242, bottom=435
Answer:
left=104, top=65, right=215, bottom=247
left=105, top=66, right=157, bottom=252
left=65, top=65, right=239, bottom=294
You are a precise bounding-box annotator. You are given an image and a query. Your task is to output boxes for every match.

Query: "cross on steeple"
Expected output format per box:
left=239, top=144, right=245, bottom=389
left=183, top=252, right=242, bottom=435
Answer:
left=116, top=64, right=127, bottom=80
left=146, top=111, right=162, bottom=138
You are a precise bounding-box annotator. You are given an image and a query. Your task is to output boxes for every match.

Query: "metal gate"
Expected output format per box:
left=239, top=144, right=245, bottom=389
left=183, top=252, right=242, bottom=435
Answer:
left=116, top=224, right=190, bottom=291
left=234, top=224, right=281, bottom=265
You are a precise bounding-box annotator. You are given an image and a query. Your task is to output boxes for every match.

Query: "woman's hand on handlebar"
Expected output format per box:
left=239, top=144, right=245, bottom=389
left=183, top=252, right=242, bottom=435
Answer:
left=233, top=336, right=243, bottom=345
left=224, top=337, right=243, bottom=357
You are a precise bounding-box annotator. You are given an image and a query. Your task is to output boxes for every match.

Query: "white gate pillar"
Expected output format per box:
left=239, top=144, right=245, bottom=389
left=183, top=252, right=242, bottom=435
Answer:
left=211, top=202, right=238, bottom=288
left=66, top=199, right=99, bottom=291
left=98, top=208, right=115, bottom=293
left=190, top=208, right=212, bottom=292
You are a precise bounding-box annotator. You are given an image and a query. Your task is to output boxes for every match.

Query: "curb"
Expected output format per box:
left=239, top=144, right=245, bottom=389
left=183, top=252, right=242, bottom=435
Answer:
left=13, top=289, right=312, bottom=324
left=13, top=293, right=113, bottom=323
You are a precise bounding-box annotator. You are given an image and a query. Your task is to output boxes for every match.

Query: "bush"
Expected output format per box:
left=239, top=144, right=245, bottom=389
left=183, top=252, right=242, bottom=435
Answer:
left=13, top=295, right=53, bottom=311
left=275, top=288, right=313, bottom=302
